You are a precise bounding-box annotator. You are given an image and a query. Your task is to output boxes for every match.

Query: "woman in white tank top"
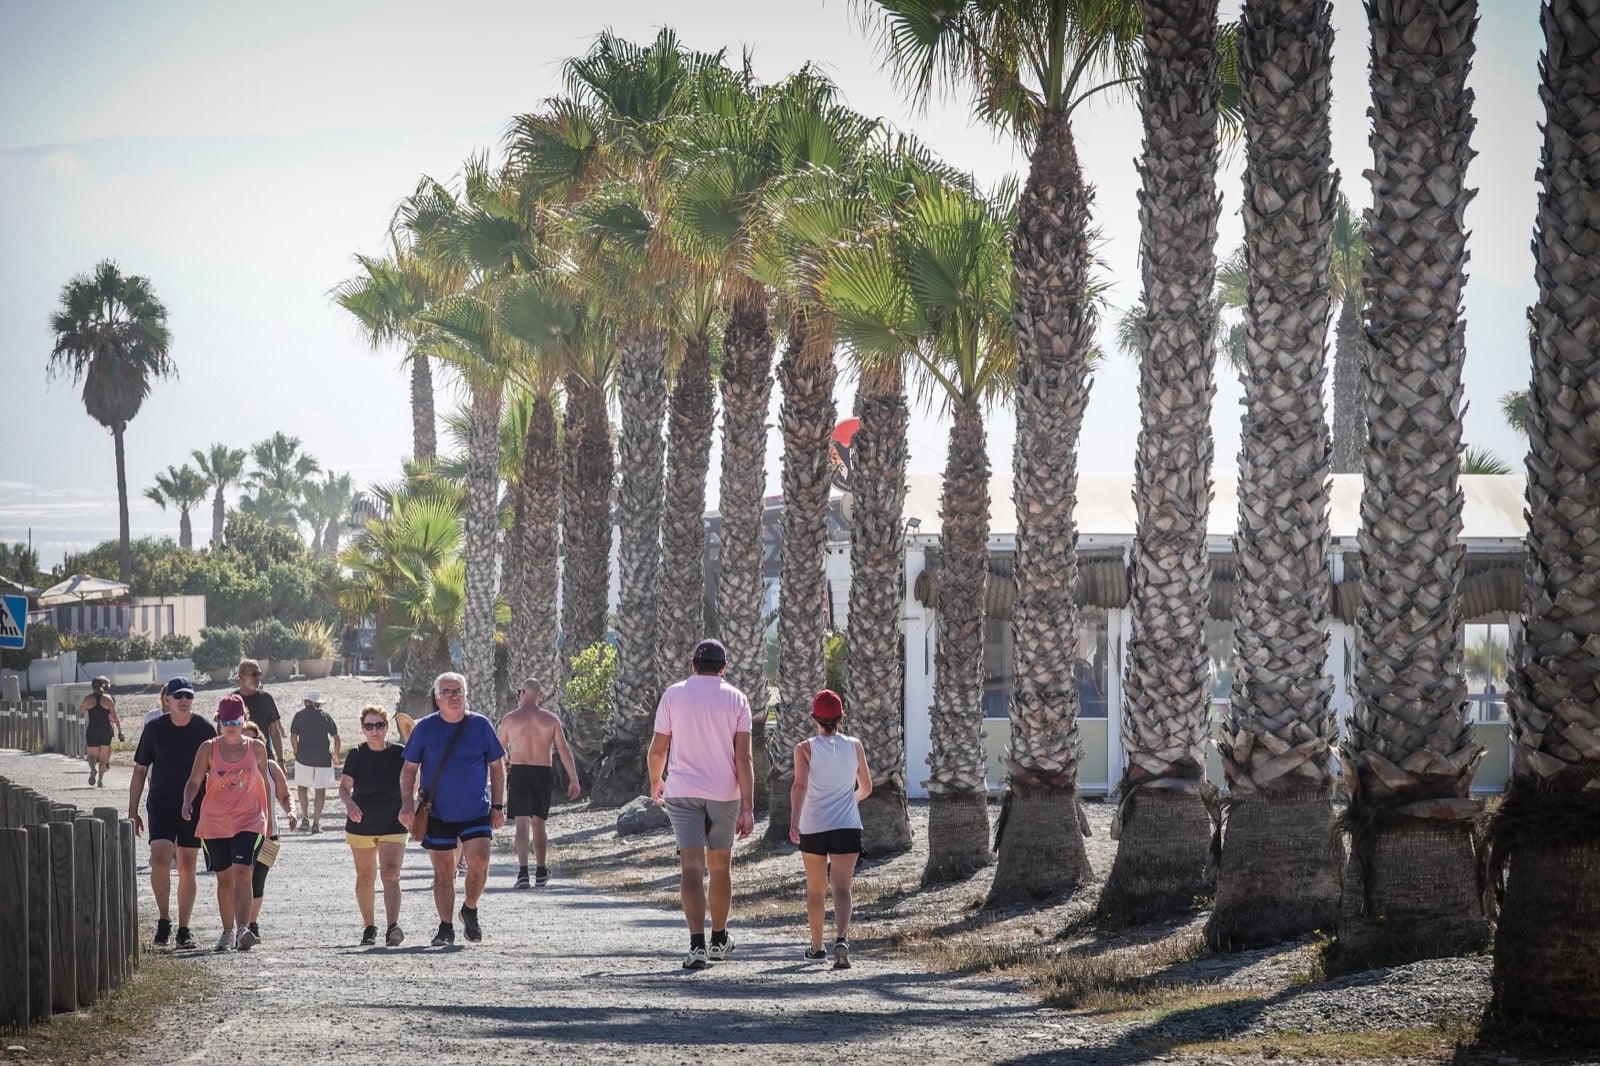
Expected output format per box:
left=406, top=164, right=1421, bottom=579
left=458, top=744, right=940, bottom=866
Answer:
left=788, top=689, right=872, bottom=969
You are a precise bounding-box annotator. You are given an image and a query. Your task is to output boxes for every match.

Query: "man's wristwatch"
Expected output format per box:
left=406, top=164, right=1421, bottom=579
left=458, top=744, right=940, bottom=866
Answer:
left=491, top=803, right=504, bottom=810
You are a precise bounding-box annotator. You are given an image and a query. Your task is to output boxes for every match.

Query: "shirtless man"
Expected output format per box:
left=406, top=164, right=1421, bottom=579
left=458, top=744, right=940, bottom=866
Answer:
left=497, top=678, right=581, bottom=888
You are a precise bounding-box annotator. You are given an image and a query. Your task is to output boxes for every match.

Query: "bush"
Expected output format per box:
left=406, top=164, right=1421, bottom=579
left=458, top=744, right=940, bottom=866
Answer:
left=292, top=619, right=336, bottom=659
left=152, top=633, right=194, bottom=660
left=565, top=640, right=616, bottom=726
left=246, top=618, right=299, bottom=661
left=193, top=626, right=246, bottom=673
left=824, top=630, right=848, bottom=695
left=75, top=634, right=125, bottom=663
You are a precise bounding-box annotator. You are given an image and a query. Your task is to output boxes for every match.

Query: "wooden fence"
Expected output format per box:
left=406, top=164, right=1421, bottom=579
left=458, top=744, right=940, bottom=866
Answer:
left=0, top=697, right=87, bottom=759
left=0, top=777, right=138, bottom=1033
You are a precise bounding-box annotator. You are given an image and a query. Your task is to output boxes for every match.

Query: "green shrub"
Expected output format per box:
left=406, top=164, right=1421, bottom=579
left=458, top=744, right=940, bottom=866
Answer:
left=824, top=630, right=848, bottom=695
left=75, top=635, right=125, bottom=663
left=152, top=633, right=195, bottom=660
left=193, top=626, right=246, bottom=673
left=565, top=640, right=616, bottom=726
left=246, top=618, right=299, bottom=660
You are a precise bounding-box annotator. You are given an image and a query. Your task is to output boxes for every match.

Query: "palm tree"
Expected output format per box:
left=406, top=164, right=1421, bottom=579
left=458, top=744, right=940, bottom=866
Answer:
left=191, top=443, right=247, bottom=549
left=243, top=431, right=320, bottom=533
left=1208, top=0, right=1340, bottom=951
left=1462, top=446, right=1512, bottom=475
left=858, top=0, right=1141, bottom=891
left=1488, top=0, right=1600, bottom=1033
left=1500, top=388, right=1530, bottom=435
left=1334, top=0, right=1485, bottom=972
left=1328, top=193, right=1369, bottom=474
left=46, top=259, right=176, bottom=583
left=821, top=174, right=1016, bottom=877
left=144, top=463, right=209, bottom=550
left=1096, top=0, right=1225, bottom=921
left=298, top=472, right=356, bottom=557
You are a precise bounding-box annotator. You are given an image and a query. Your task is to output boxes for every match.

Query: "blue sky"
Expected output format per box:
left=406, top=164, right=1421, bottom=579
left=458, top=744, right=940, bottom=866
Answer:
left=0, top=1, right=1543, bottom=566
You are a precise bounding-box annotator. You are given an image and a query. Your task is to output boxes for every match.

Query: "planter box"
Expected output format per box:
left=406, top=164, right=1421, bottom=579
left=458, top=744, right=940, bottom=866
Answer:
left=299, top=657, right=335, bottom=680
left=155, top=659, right=195, bottom=685
left=26, top=657, right=65, bottom=693
left=78, top=660, right=155, bottom=687
left=268, top=659, right=296, bottom=681
left=204, top=666, right=233, bottom=685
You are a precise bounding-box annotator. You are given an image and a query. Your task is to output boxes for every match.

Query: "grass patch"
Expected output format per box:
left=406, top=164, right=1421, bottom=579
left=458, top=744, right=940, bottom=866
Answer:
left=4, top=954, right=215, bottom=1064
left=1170, top=1013, right=1481, bottom=1060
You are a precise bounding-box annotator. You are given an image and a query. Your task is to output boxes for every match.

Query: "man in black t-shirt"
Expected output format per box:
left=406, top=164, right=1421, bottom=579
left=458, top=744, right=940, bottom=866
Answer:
left=234, top=658, right=285, bottom=765
left=128, top=676, right=217, bottom=950
left=291, top=693, right=341, bottom=832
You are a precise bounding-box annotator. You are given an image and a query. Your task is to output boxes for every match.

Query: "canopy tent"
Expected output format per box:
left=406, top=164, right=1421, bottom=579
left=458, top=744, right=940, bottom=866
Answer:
left=0, top=574, right=40, bottom=598
left=36, top=573, right=131, bottom=607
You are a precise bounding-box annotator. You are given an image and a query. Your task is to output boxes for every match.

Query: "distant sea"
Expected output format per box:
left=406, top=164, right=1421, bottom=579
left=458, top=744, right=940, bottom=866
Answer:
left=0, top=480, right=176, bottom=570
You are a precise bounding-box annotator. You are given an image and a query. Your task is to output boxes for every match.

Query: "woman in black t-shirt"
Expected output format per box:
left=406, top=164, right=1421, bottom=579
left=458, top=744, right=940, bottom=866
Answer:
left=339, top=704, right=408, bottom=947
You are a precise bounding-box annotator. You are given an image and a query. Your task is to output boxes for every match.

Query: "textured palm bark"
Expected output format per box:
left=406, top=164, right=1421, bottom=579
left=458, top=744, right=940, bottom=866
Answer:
left=657, top=333, right=716, bottom=686
left=410, top=353, right=437, bottom=462
left=766, top=311, right=838, bottom=844
left=1339, top=0, right=1486, bottom=966
left=1329, top=298, right=1363, bottom=474
left=846, top=363, right=913, bottom=855
left=508, top=393, right=561, bottom=695
left=593, top=326, right=667, bottom=809
left=114, top=425, right=131, bottom=584
left=715, top=290, right=776, bottom=731
left=560, top=372, right=613, bottom=668
left=1099, top=0, right=1224, bottom=920
left=922, top=399, right=991, bottom=883
left=1211, top=0, right=1340, bottom=947
left=462, top=388, right=503, bottom=716
left=399, top=630, right=454, bottom=718
left=210, top=486, right=226, bottom=549
left=994, top=109, right=1096, bottom=898
left=1490, top=0, right=1600, bottom=1033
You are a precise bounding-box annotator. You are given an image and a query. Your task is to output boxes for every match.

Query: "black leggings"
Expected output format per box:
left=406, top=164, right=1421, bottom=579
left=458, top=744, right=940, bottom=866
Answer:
left=252, top=835, right=277, bottom=899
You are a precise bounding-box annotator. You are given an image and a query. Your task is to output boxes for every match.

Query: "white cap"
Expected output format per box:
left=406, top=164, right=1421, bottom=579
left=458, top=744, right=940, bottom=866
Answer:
left=304, top=691, right=324, bottom=704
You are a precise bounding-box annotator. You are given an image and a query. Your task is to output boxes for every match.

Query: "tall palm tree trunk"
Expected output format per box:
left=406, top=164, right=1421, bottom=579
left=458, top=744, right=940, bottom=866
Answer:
left=1099, top=0, right=1223, bottom=922
left=1209, top=0, right=1341, bottom=951
left=179, top=510, right=193, bottom=551
left=1330, top=297, right=1364, bottom=474
left=113, top=423, right=131, bottom=583
left=509, top=393, right=562, bottom=695
left=657, top=332, right=716, bottom=687
left=993, top=109, right=1097, bottom=901
left=401, top=629, right=455, bottom=718
left=463, top=388, right=504, bottom=715
left=1489, top=0, right=1600, bottom=1035
left=765, top=311, right=838, bottom=843
left=410, top=353, right=437, bottom=462
left=593, top=326, right=668, bottom=808
left=924, top=398, right=991, bottom=884
left=211, top=486, right=226, bottom=549
left=715, top=288, right=776, bottom=807
left=1336, top=0, right=1485, bottom=972
left=560, top=371, right=614, bottom=666
left=847, top=362, right=913, bottom=855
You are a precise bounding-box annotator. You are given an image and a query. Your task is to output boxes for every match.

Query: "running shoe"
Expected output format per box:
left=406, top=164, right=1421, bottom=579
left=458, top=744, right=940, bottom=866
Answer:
left=98, top=777, right=106, bottom=788
left=707, top=935, right=735, bottom=961
left=514, top=870, right=530, bottom=889
left=360, top=926, right=377, bottom=947
left=459, top=905, right=482, bottom=943
left=236, top=927, right=259, bottom=951
left=385, top=923, right=405, bottom=947
left=832, top=941, right=850, bottom=970
left=534, top=866, right=550, bottom=887
left=153, top=918, right=172, bottom=947
left=88, top=769, right=96, bottom=786
left=431, top=922, right=455, bottom=947
left=803, top=947, right=828, bottom=962
left=214, top=930, right=234, bottom=953
left=247, top=922, right=261, bottom=942
left=683, top=946, right=709, bottom=970
left=174, top=927, right=195, bottom=950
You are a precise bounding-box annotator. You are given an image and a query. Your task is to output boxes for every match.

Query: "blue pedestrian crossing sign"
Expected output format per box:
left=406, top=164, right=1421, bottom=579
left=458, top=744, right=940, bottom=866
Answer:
left=0, top=595, right=26, bottom=649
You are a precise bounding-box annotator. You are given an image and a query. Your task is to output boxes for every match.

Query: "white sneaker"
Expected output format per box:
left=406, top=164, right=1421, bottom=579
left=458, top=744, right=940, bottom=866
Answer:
left=683, top=946, right=709, bottom=970
left=214, top=930, right=235, bottom=953
left=707, top=935, right=735, bottom=961
left=236, top=927, right=259, bottom=951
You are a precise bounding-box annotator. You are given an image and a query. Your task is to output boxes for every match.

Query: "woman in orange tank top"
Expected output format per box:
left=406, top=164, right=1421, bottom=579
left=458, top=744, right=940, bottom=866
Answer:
left=183, top=693, right=276, bottom=952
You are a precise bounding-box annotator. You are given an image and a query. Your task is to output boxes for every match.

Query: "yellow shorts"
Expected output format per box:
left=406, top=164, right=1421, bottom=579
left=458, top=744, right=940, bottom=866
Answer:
left=345, top=831, right=408, bottom=849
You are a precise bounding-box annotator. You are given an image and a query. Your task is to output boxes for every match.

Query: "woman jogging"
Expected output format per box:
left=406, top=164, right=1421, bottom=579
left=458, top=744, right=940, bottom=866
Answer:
left=183, top=693, right=274, bottom=952
left=787, top=689, right=872, bottom=970
left=79, top=676, right=123, bottom=786
left=340, top=704, right=408, bottom=947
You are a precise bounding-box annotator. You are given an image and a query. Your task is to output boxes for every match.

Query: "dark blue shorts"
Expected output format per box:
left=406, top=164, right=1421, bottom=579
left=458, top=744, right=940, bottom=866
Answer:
left=147, top=801, right=202, bottom=848
left=422, top=812, right=493, bottom=851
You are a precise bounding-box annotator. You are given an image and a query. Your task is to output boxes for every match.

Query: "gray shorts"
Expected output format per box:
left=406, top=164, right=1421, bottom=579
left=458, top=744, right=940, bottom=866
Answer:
left=664, top=797, right=739, bottom=851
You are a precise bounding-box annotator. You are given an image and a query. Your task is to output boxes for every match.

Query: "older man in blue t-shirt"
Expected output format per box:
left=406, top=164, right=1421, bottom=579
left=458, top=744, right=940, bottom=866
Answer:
left=399, top=671, right=506, bottom=947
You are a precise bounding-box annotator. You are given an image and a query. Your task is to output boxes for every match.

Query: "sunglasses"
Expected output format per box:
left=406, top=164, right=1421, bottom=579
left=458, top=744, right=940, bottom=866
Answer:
left=361, top=721, right=386, bottom=730
left=170, top=694, right=195, bottom=700
left=241, top=670, right=261, bottom=677
left=218, top=718, right=245, bottom=727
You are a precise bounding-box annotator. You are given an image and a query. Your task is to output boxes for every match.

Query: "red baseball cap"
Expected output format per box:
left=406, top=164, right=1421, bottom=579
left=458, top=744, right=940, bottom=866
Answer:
left=811, top=690, right=844, bottom=721
left=216, top=693, right=248, bottom=722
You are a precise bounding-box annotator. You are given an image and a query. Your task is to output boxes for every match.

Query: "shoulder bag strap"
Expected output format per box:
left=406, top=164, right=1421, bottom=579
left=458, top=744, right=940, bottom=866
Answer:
left=424, top=717, right=469, bottom=799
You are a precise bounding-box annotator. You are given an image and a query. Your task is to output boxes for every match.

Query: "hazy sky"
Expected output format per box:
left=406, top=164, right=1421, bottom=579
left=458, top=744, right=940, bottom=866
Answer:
left=0, top=0, right=1542, bottom=567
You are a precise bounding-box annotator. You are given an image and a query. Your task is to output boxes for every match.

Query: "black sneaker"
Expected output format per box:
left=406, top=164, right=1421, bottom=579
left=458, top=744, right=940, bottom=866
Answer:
left=247, top=922, right=261, bottom=942
left=385, top=923, right=405, bottom=947
left=459, top=906, right=482, bottom=943
left=534, top=866, right=550, bottom=887
left=153, top=918, right=172, bottom=947
left=804, top=947, right=827, bottom=961
left=174, top=927, right=195, bottom=950
left=360, top=925, right=378, bottom=946
left=431, top=922, right=454, bottom=947
left=515, top=869, right=530, bottom=890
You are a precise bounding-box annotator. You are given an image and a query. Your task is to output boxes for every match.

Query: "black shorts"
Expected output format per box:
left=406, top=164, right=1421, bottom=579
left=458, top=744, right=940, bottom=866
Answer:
left=422, top=813, right=493, bottom=851
left=86, top=724, right=114, bottom=747
left=798, top=828, right=863, bottom=856
left=203, top=831, right=263, bottom=872
left=146, top=801, right=202, bottom=848
left=507, top=764, right=553, bottom=820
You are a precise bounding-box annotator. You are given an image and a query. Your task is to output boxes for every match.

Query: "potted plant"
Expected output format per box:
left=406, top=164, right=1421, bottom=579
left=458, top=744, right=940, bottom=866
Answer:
left=294, top=620, right=337, bottom=679
left=194, top=626, right=246, bottom=684
left=247, top=619, right=299, bottom=680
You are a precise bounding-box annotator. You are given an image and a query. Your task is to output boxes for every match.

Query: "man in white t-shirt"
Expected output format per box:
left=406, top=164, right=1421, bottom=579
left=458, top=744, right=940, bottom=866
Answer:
left=647, top=638, right=754, bottom=970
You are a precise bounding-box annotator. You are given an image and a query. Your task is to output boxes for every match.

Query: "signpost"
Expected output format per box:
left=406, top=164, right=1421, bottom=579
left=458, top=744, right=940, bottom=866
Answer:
left=0, top=595, right=27, bottom=650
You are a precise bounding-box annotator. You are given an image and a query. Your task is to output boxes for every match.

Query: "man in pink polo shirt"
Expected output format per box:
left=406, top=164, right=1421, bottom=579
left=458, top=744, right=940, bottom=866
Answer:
left=648, top=638, right=755, bottom=970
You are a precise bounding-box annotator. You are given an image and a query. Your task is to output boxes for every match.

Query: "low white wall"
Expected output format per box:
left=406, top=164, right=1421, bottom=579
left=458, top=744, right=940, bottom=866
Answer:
left=154, top=658, right=195, bottom=685
left=78, top=660, right=155, bottom=686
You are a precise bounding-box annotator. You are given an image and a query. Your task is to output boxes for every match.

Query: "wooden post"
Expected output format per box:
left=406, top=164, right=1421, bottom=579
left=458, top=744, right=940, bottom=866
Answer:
left=26, top=824, right=51, bottom=1024
left=48, top=820, right=76, bottom=1013
left=72, top=817, right=101, bottom=1008
left=51, top=804, right=76, bottom=824
left=93, top=808, right=122, bottom=989
left=120, top=819, right=137, bottom=973
left=0, top=827, right=29, bottom=1031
